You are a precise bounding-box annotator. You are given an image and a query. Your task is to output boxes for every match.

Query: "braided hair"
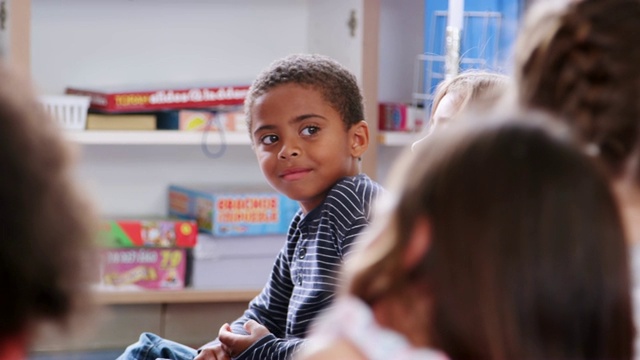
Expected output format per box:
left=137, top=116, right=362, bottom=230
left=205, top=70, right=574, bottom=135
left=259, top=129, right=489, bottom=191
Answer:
left=516, top=0, right=640, bottom=178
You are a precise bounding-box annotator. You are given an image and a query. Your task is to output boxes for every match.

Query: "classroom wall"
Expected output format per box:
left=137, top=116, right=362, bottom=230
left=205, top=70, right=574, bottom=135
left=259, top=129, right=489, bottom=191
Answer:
left=31, top=0, right=309, bottom=94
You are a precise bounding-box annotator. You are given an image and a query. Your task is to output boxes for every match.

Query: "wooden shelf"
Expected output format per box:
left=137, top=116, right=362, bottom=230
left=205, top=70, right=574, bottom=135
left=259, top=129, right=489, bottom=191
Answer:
left=64, top=130, right=252, bottom=145
left=94, top=288, right=260, bottom=305
left=64, top=130, right=425, bottom=147
left=377, top=131, right=423, bottom=146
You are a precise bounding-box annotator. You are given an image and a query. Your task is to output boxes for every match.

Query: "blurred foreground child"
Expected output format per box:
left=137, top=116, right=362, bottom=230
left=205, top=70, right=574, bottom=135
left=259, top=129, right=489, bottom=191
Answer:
left=0, top=64, right=97, bottom=360
left=300, top=114, right=633, bottom=360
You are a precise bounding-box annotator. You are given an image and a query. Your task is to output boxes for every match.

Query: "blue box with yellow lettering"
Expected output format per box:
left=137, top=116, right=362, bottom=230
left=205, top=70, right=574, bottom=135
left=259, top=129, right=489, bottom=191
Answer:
left=168, top=184, right=299, bottom=237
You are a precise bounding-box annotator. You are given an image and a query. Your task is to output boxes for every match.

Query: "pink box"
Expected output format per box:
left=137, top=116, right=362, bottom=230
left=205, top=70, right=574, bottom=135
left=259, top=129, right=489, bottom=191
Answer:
left=99, top=248, right=190, bottom=290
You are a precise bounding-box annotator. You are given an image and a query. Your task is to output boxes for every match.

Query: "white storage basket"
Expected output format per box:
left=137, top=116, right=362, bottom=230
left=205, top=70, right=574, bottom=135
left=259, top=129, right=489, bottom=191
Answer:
left=40, top=95, right=90, bottom=130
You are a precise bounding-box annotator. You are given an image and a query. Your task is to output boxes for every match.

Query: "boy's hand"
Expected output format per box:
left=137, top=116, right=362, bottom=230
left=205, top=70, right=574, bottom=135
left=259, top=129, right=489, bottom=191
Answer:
left=193, top=343, right=230, bottom=360
left=218, top=320, right=271, bottom=358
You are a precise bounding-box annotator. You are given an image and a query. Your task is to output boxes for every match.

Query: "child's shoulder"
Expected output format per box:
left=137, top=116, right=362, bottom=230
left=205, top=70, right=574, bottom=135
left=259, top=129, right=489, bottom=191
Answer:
left=330, top=173, right=382, bottom=198
left=324, top=174, right=384, bottom=218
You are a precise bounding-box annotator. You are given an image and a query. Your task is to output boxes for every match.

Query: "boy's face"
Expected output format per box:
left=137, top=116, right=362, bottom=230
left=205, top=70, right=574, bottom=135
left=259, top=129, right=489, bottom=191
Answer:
left=250, top=83, right=368, bottom=214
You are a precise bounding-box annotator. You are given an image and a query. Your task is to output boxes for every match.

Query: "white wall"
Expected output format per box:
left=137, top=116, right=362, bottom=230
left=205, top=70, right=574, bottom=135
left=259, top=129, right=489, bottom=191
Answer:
left=75, top=145, right=267, bottom=217
left=376, top=0, right=424, bottom=182
left=377, top=0, right=424, bottom=103
left=31, top=0, right=309, bottom=94
left=307, top=0, right=364, bottom=81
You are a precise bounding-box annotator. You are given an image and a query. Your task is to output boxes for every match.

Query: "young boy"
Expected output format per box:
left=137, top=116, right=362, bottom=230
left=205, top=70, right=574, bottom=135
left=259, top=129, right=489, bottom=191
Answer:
left=118, top=54, right=383, bottom=360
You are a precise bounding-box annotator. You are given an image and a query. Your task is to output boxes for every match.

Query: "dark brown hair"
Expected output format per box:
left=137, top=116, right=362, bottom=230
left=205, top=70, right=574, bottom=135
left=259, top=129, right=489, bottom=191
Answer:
left=244, top=54, right=364, bottom=132
left=516, top=0, right=640, bottom=179
left=349, top=114, right=633, bottom=359
left=0, top=64, right=97, bottom=339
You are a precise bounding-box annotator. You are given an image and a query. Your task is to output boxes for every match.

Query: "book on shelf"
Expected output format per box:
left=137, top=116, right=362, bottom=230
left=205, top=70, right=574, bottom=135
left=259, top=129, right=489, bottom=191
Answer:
left=156, top=107, right=247, bottom=133
left=66, top=83, right=250, bottom=113
left=86, top=113, right=157, bottom=130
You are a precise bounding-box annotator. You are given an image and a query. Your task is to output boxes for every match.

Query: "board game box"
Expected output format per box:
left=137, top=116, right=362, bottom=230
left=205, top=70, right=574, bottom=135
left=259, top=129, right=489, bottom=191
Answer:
left=156, top=107, right=246, bottom=132
left=168, top=185, right=299, bottom=237
left=98, top=247, right=192, bottom=290
left=66, top=84, right=250, bottom=113
left=97, top=219, right=198, bottom=248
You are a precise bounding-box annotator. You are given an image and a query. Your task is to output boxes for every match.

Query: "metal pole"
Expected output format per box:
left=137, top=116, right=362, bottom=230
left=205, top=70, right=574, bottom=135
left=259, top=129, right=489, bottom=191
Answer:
left=445, top=0, right=463, bottom=79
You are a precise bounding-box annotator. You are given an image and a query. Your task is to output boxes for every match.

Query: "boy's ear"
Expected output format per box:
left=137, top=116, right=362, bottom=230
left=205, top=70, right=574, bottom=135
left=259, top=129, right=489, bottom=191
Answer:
left=349, top=120, right=370, bottom=158
left=403, top=217, right=431, bottom=270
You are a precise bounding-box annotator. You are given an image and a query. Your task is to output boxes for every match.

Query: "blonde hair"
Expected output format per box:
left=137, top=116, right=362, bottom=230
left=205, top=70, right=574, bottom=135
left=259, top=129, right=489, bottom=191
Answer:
left=429, top=70, right=510, bottom=122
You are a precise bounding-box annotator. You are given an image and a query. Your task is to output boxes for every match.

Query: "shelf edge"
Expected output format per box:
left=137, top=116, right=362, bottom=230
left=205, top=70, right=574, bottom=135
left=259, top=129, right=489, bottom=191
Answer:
left=94, top=288, right=260, bottom=305
left=64, top=130, right=252, bottom=146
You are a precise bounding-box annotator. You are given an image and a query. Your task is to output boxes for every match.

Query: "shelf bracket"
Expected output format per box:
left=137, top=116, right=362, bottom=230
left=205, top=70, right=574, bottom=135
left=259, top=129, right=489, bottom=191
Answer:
left=347, top=9, right=357, bottom=38
left=0, top=1, right=6, bottom=31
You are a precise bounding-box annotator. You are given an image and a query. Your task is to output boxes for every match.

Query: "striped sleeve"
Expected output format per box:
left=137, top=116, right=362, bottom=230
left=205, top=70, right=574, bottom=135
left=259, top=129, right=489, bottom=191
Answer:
left=324, top=174, right=383, bottom=259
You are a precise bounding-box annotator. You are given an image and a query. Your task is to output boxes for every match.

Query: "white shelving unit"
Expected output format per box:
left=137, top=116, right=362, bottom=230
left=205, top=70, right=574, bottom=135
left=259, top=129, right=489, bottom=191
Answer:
left=67, top=131, right=424, bottom=147
left=3, top=0, right=428, bottom=353
left=65, top=130, right=251, bottom=146
left=17, top=0, right=381, bottom=219
left=377, top=131, right=422, bottom=147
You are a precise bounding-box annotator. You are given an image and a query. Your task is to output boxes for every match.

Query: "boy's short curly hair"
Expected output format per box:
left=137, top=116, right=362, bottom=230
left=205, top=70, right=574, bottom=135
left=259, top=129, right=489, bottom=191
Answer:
left=0, top=64, right=97, bottom=339
left=245, top=54, right=364, bottom=131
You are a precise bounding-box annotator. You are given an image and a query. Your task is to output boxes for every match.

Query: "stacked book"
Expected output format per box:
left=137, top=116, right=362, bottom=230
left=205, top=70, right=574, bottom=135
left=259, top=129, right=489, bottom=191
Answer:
left=66, top=83, right=250, bottom=131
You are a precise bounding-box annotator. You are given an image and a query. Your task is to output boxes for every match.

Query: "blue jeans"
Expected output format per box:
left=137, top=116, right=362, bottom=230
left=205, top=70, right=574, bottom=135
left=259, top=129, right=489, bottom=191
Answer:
left=117, top=332, right=198, bottom=360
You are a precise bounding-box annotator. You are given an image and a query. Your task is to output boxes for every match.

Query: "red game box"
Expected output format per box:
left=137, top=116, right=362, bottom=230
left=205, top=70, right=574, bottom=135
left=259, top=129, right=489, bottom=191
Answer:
left=66, top=84, right=250, bottom=113
left=97, top=219, right=198, bottom=248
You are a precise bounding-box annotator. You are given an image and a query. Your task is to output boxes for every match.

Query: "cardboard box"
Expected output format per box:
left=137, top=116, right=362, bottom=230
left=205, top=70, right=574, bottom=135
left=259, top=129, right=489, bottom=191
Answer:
left=97, top=219, right=198, bottom=248
left=98, top=248, right=192, bottom=290
left=191, top=234, right=283, bottom=290
left=157, top=107, right=247, bottom=133
left=378, top=102, right=425, bottom=132
left=168, top=185, right=299, bottom=237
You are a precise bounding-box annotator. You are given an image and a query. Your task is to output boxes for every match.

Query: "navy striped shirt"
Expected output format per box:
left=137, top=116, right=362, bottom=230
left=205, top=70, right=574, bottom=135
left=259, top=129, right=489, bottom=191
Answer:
left=231, top=174, right=382, bottom=360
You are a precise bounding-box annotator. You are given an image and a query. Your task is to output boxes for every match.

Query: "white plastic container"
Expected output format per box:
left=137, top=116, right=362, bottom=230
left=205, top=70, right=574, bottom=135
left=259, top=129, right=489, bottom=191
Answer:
left=40, top=95, right=90, bottom=130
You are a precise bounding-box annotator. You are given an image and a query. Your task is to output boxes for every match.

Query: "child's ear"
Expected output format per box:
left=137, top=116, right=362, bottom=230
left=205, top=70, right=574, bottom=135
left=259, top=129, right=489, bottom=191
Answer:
left=403, top=218, right=431, bottom=270
left=349, top=120, right=370, bottom=158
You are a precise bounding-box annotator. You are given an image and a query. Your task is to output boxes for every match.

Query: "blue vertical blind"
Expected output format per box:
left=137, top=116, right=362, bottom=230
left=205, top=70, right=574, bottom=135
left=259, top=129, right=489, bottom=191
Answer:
left=415, top=0, right=521, bottom=112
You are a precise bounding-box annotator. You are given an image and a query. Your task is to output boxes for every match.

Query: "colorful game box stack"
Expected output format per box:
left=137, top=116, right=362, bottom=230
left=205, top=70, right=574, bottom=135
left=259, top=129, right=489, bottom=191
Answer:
left=95, top=219, right=198, bottom=290
left=167, top=185, right=300, bottom=290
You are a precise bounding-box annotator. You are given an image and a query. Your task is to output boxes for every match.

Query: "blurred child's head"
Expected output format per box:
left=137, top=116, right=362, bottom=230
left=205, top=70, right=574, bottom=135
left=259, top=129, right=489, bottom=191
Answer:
left=349, top=114, right=633, bottom=359
left=516, top=0, right=640, bottom=180
left=0, top=64, right=97, bottom=346
left=428, top=70, right=509, bottom=131
left=412, top=71, right=510, bottom=150
left=246, top=54, right=369, bottom=213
